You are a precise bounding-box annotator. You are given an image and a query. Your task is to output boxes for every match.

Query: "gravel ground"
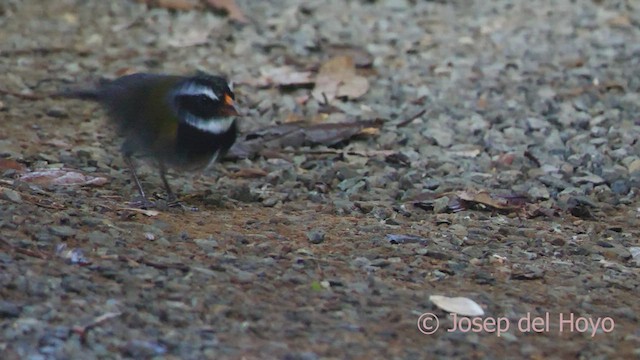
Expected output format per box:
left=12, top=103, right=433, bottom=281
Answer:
left=1, top=0, right=640, bottom=359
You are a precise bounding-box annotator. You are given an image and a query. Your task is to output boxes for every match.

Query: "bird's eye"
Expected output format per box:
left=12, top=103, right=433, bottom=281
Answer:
left=199, top=94, right=216, bottom=104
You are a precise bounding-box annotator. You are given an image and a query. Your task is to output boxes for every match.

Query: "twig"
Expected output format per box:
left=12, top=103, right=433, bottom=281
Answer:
left=0, top=47, right=77, bottom=57
left=72, top=312, right=122, bottom=344
left=524, top=150, right=541, bottom=167
left=0, top=238, right=50, bottom=259
left=280, top=148, right=396, bottom=157
left=0, top=88, right=45, bottom=100
left=396, top=109, right=426, bottom=128
left=118, top=255, right=191, bottom=272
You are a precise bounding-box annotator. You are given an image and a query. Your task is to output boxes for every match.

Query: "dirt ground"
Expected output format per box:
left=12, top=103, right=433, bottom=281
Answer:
left=1, top=0, right=640, bottom=359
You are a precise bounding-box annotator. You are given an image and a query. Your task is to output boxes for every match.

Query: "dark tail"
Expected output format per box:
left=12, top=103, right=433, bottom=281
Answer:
left=53, top=89, right=101, bottom=101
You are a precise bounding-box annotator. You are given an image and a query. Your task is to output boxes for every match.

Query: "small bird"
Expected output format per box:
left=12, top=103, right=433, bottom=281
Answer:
left=60, top=72, right=239, bottom=206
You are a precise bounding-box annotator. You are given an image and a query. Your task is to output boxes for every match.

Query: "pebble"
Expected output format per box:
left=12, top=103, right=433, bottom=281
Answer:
left=306, top=228, right=325, bottom=244
left=48, top=226, right=76, bottom=238
left=193, top=238, right=220, bottom=252
left=1, top=188, right=22, bottom=203
left=611, top=179, right=630, bottom=195
left=0, top=300, right=22, bottom=318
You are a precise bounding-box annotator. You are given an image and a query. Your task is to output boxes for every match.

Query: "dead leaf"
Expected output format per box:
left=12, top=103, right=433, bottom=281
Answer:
left=607, top=14, right=631, bottom=28
left=139, top=0, right=199, bottom=11
left=118, top=208, right=159, bottom=217
left=312, top=56, right=370, bottom=103
left=412, top=190, right=529, bottom=214
left=42, top=139, right=72, bottom=148
left=447, top=146, right=482, bottom=158
left=226, top=119, right=383, bottom=159
left=283, top=112, right=305, bottom=123
left=205, top=0, right=248, bottom=23
left=167, top=28, right=210, bottom=47
left=19, top=169, right=108, bottom=186
left=257, top=66, right=315, bottom=87
left=326, top=44, right=374, bottom=68
left=359, top=127, right=380, bottom=136
left=429, top=295, right=485, bottom=316
left=230, top=168, right=268, bottom=178
left=457, top=190, right=527, bottom=211
left=0, top=159, right=27, bottom=172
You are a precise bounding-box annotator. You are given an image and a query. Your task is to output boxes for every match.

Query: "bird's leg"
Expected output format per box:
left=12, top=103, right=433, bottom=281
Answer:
left=124, top=155, right=154, bottom=208
left=158, top=161, right=199, bottom=211
left=158, top=161, right=177, bottom=202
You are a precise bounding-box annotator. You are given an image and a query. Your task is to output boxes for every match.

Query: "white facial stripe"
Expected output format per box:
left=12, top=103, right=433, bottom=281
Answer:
left=176, top=83, right=219, bottom=101
left=183, top=114, right=235, bottom=134
left=228, top=81, right=234, bottom=92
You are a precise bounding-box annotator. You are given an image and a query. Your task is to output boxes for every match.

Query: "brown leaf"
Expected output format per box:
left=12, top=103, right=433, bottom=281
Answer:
left=19, top=169, right=108, bottom=186
left=257, top=66, right=315, bottom=87
left=117, top=208, right=160, bottom=217
left=312, top=56, right=370, bottom=103
left=140, top=0, right=199, bottom=11
left=226, top=119, right=383, bottom=159
left=359, top=127, right=380, bottom=136
left=0, top=159, right=27, bottom=172
left=607, top=14, right=631, bottom=28
left=457, top=190, right=526, bottom=211
left=230, top=168, right=268, bottom=178
left=205, top=0, right=248, bottom=23
left=326, top=44, right=374, bottom=68
left=166, top=28, right=210, bottom=47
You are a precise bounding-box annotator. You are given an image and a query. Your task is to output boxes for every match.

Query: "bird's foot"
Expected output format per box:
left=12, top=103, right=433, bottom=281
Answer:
left=128, top=197, right=157, bottom=209
left=167, top=199, right=199, bottom=212
left=155, top=192, right=199, bottom=212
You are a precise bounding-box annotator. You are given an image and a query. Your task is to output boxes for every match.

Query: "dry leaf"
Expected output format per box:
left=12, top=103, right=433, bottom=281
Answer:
left=257, top=66, right=315, bottom=87
left=19, top=169, right=108, bottom=186
left=312, top=56, right=370, bottom=103
left=0, top=158, right=27, bottom=172
left=167, top=28, right=210, bottom=47
left=140, top=0, right=199, bottom=11
left=230, top=168, right=268, bottom=178
left=118, top=208, right=159, bottom=217
left=607, top=14, right=631, bottom=28
left=326, top=44, right=374, bottom=68
left=429, top=295, right=485, bottom=316
left=227, top=119, right=383, bottom=159
left=205, top=0, right=248, bottom=23
left=359, top=127, right=380, bottom=136
left=457, top=190, right=526, bottom=211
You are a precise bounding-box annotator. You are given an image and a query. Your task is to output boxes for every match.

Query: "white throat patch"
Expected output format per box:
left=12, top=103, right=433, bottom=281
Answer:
left=183, top=114, right=235, bottom=134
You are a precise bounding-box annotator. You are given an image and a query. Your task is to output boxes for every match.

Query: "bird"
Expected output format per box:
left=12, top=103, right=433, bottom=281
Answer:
left=59, top=72, right=239, bottom=207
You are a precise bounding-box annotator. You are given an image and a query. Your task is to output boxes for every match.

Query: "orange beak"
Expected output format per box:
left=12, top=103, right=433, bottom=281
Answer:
left=222, top=93, right=239, bottom=116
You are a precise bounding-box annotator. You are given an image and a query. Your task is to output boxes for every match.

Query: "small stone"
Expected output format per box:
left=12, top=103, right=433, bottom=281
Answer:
left=611, top=180, right=630, bottom=195
left=124, top=340, right=167, bottom=358
left=528, top=186, right=550, bottom=200
left=194, top=238, right=219, bottom=252
left=307, top=228, right=325, bottom=244
left=262, top=197, right=279, bottom=207
left=1, top=188, right=22, bottom=203
left=433, top=196, right=450, bottom=213
left=81, top=217, right=104, bottom=226
left=232, top=270, right=256, bottom=283
left=49, top=225, right=76, bottom=238
left=627, top=159, right=640, bottom=173
left=87, top=231, right=111, bottom=244
left=46, top=107, right=68, bottom=118
left=0, top=300, right=21, bottom=318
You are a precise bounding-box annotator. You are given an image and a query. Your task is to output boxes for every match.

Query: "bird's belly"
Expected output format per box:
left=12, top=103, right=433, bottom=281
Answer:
left=170, top=120, right=238, bottom=170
